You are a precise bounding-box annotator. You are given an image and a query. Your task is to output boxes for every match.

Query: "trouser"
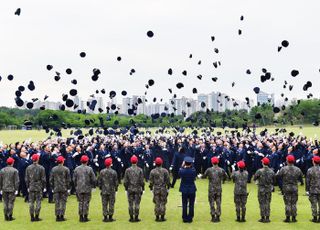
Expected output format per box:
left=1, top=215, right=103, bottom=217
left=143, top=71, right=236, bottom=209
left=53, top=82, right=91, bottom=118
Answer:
left=3, top=192, right=15, bottom=216
left=258, top=191, right=272, bottom=217
left=77, top=193, right=91, bottom=216
left=283, top=192, right=298, bottom=217
left=309, top=193, right=320, bottom=217
left=209, top=192, right=221, bottom=216
left=29, top=191, right=42, bottom=215
left=153, top=189, right=168, bottom=216
left=171, top=171, right=179, bottom=188
left=54, top=192, right=68, bottom=216
left=234, top=194, right=247, bottom=217
left=127, top=191, right=142, bottom=216
left=101, top=193, right=116, bottom=216
left=182, top=193, right=195, bottom=221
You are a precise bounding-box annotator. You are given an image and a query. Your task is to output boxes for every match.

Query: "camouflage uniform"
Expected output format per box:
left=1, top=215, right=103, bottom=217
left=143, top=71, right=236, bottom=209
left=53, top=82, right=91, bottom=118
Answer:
left=231, top=170, right=248, bottom=220
left=277, top=165, right=303, bottom=218
left=306, top=165, right=320, bottom=218
left=124, top=165, right=145, bottom=219
left=25, top=163, right=46, bottom=218
left=98, top=167, right=118, bottom=217
left=203, top=165, right=227, bottom=218
left=0, top=165, right=19, bottom=219
left=73, top=164, right=96, bottom=218
left=49, top=164, right=71, bottom=218
left=149, top=166, right=170, bottom=217
left=254, top=166, right=275, bottom=219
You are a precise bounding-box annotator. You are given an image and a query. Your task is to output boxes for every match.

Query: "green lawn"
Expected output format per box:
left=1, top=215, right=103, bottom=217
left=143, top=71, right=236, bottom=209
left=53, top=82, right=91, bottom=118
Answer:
left=0, top=179, right=316, bottom=230
left=1, top=125, right=320, bottom=144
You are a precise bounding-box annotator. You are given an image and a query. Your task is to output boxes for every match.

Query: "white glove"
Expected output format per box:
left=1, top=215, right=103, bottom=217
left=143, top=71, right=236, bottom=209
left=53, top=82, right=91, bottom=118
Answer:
left=227, top=160, right=230, bottom=165
left=296, top=159, right=301, bottom=163
left=27, top=189, right=29, bottom=193
left=280, top=164, right=283, bottom=167
left=169, top=167, right=173, bottom=171
left=52, top=190, right=54, bottom=193
left=95, top=162, right=99, bottom=167
left=203, top=156, right=206, bottom=160
left=258, top=153, right=264, bottom=157
left=105, top=154, right=111, bottom=158
left=117, top=157, right=121, bottom=162
left=0, top=191, right=2, bottom=195
left=14, top=190, right=17, bottom=195
left=231, top=165, right=235, bottom=171
left=72, top=152, right=79, bottom=158
left=146, top=163, right=149, bottom=168
left=125, top=191, right=128, bottom=196
left=306, top=191, right=310, bottom=196
left=43, top=188, right=47, bottom=193
left=67, top=190, right=71, bottom=194
left=93, top=158, right=98, bottom=163
left=121, top=163, right=124, bottom=167
left=142, top=191, right=145, bottom=195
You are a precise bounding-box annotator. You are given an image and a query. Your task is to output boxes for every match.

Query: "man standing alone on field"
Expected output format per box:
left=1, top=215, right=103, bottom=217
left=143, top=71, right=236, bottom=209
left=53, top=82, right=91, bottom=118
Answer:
left=0, top=157, right=19, bottom=221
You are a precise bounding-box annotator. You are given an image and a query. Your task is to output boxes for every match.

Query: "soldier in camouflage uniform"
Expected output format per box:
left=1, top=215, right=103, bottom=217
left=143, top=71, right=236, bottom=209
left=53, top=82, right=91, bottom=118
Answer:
left=73, top=155, right=96, bottom=222
left=231, top=161, right=248, bottom=222
left=124, top=155, right=145, bottom=222
left=149, top=157, right=171, bottom=222
left=49, top=156, right=71, bottom=222
left=98, top=158, right=118, bottom=222
left=306, top=155, right=320, bottom=222
left=25, top=154, right=46, bottom=222
left=0, top=157, right=19, bottom=221
left=203, top=157, right=227, bottom=222
left=253, top=157, right=275, bottom=223
left=277, top=155, right=303, bottom=222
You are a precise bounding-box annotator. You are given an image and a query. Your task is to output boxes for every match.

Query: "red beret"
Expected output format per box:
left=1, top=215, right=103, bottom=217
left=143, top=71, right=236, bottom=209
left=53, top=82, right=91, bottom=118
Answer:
left=237, top=161, right=245, bottom=169
left=155, top=157, right=163, bottom=166
left=104, top=158, right=112, bottom=167
left=80, top=155, right=89, bottom=163
left=211, top=157, right=219, bottom=165
left=131, top=155, right=138, bottom=164
left=6, top=157, right=14, bottom=165
left=57, top=156, right=65, bottom=164
left=286, top=155, right=295, bottom=163
left=261, top=157, right=270, bottom=165
left=313, top=156, right=320, bottom=164
left=32, top=154, right=40, bottom=162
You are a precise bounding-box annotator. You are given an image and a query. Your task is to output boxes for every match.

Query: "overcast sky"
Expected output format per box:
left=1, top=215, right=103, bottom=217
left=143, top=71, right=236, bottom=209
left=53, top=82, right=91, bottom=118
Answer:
left=1, top=0, right=320, bottom=107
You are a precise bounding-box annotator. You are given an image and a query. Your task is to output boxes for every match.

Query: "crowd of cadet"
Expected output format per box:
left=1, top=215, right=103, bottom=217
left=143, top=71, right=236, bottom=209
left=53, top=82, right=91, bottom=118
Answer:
left=0, top=130, right=319, bottom=223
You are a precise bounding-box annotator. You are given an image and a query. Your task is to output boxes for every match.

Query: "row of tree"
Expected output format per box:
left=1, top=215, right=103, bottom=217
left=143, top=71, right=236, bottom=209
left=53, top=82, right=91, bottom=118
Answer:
left=0, top=99, right=318, bottom=129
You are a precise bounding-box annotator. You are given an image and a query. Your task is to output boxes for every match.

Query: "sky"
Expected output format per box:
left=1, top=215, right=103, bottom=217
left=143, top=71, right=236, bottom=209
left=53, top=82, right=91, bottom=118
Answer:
left=1, top=0, right=320, bottom=107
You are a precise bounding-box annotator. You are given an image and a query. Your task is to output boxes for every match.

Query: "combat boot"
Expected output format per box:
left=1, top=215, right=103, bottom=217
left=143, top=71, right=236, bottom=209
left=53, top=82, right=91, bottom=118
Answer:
left=258, top=216, right=265, bottom=222
left=60, top=215, right=66, bottom=221
left=211, top=215, right=215, bottom=222
left=283, top=216, right=290, bottom=222
left=155, top=215, right=160, bottom=222
left=236, top=216, right=240, bottom=222
left=129, top=215, right=134, bottom=222
left=311, top=216, right=317, bottom=223
left=134, top=215, right=141, bottom=222
left=160, top=215, right=166, bottom=222
left=4, top=214, right=8, bottom=221
left=103, top=215, right=109, bottom=222
left=31, top=214, right=35, bottom=222
left=35, top=214, right=42, bottom=221
left=56, top=215, right=60, bottom=222
left=79, top=215, right=84, bottom=222
left=241, top=215, right=246, bottom=222
left=292, top=216, right=297, bottom=222
left=215, top=216, right=220, bottom=222
left=109, top=215, right=115, bottom=222
left=9, top=215, right=15, bottom=221
left=83, top=215, right=90, bottom=222
left=265, top=216, right=270, bottom=223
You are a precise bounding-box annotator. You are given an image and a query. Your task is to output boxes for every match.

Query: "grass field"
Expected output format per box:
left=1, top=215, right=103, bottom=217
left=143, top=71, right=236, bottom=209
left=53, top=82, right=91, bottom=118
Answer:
left=1, top=125, right=320, bottom=144
left=0, top=179, right=316, bottom=230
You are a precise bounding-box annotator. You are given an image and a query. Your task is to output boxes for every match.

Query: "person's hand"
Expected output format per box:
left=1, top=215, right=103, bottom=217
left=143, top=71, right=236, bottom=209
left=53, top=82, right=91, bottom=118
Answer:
left=169, top=166, right=173, bottom=171
left=67, top=190, right=71, bottom=194
left=146, top=163, right=149, bottom=168
left=27, top=189, right=29, bottom=193
left=306, top=191, right=310, bottom=196
left=14, top=190, right=18, bottom=195
left=0, top=191, right=2, bottom=195
left=43, top=188, right=47, bottom=193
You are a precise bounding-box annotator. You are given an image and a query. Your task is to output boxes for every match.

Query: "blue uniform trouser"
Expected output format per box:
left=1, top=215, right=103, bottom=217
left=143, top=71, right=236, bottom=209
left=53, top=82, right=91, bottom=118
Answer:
left=182, top=193, right=195, bottom=222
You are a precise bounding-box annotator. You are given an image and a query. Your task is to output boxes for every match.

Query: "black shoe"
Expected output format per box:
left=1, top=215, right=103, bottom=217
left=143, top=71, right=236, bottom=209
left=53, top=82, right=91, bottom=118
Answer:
left=215, top=216, right=220, bottom=222
left=4, top=214, right=8, bottom=221
left=9, top=215, right=15, bottom=221
left=109, top=215, right=115, bottom=222
left=211, top=215, right=215, bottom=222
left=265, top=216, right=270, bottom=223
left=292, top=216, right=297, bottom=222
left=241, top=216, right=246, bottom=222
left=48, top=200, right=54, bottom=204
left=258, top=216, right=265, bottom=223
left=129, top=215, right=134, bottom=222
left=311, top=216, right=317, bottom=223
left=83, top=215, right=90, bottom=222
left=103, top=215, right=109, bottom=222
left=156, top=215, right=160, bottom=222
left=160, top=215, right=166, bottom=222
left=31, top=214, right=35, bottom=222
left=56, top=216, right=60, bottom=222
left=35, top=215, right=42, bottom=221
left=236, top=216, right=241, bottom=222
left=283, top=216, right=290, bottom=223
left=79, top=215, right=84, bottom=222
left=60, top=215, right=66, bottom=221
left=134, top=215, right=141, bottom=222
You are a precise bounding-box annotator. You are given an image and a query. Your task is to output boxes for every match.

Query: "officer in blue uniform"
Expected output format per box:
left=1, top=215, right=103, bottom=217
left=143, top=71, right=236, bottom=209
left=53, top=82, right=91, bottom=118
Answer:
left=179, top=156, right=197, bottom=223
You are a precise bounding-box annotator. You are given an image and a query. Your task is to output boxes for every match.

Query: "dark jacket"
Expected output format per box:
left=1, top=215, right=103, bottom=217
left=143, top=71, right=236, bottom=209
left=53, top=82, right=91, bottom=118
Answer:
left=178, top=167, right=197, bottom=194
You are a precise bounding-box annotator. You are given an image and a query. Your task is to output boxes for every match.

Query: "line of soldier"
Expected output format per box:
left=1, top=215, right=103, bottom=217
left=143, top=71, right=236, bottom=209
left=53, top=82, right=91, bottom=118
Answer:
left=0, top=152, right=320, bottom=223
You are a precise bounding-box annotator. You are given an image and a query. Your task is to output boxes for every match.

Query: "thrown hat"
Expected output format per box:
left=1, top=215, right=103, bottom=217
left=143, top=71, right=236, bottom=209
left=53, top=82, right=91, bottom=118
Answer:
left=155, top=157, right=163, bottom=166
left=211, top=157, right=219, bottom=165
left=6, top=157, right=15, bottom=165
left=80, top=155, right=89, bottom=163
left=261, top=157, right=270, bottom=165
left=313, top=156, right=320, bottom=164
left=131, top=155, right=138, bottom=164
left=57, top=156, right=65, bottom=164
left=237, top=161, right=245, bottom=169
left=105, top=158, right=112, bottom=167
left=32, top=154, right=40, bottom=162
left=184, top=156, right=194, bottom=163
left=286, top=155, right=295, bottom=163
